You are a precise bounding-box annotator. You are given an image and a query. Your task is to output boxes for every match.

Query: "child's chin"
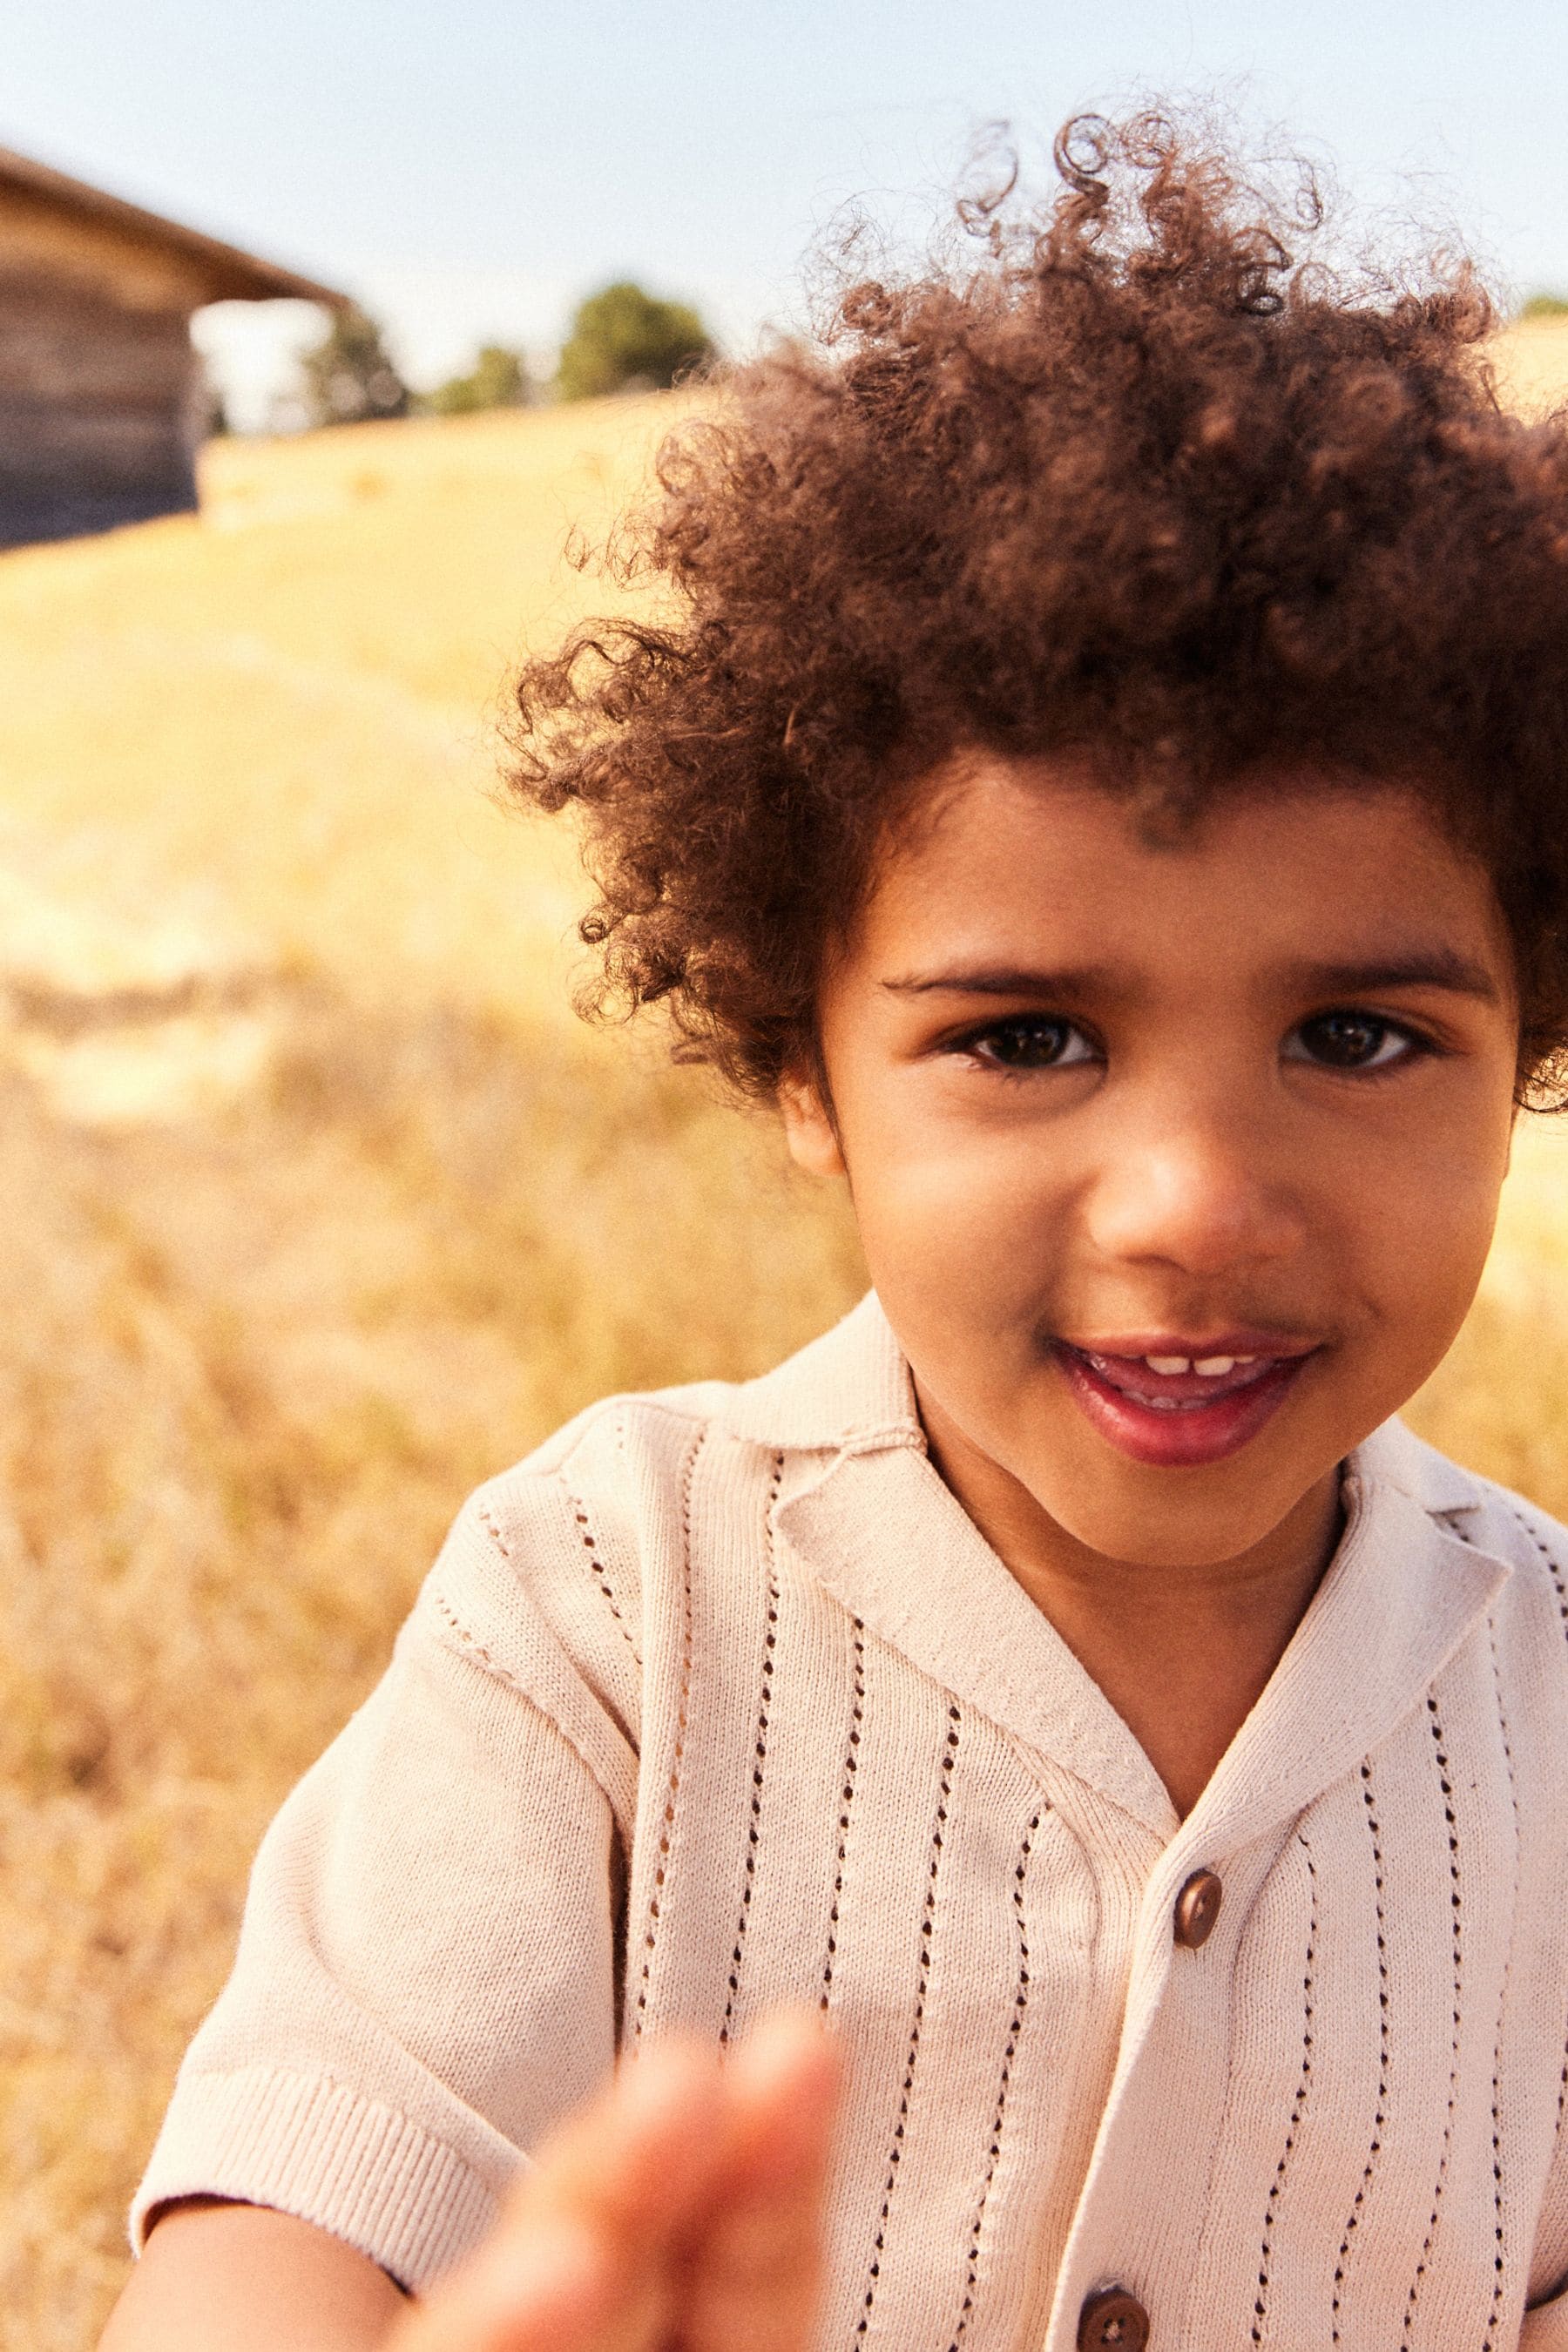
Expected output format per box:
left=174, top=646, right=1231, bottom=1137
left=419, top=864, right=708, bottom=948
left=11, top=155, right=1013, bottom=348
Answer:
left=1037, top=1448, right=1327, bottom=1571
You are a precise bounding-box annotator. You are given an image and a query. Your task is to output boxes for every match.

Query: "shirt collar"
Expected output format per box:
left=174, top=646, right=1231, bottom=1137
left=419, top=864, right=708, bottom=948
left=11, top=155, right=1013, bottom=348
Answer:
left=713, top=1288, right=916, bottom=1450
left=730, top=1291, right=1511, bottom=1839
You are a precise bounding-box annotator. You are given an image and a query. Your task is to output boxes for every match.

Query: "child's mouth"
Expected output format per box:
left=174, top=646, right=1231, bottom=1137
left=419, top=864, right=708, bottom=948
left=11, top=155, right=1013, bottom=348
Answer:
left=1055, top=1337, right=1315, bottom=1467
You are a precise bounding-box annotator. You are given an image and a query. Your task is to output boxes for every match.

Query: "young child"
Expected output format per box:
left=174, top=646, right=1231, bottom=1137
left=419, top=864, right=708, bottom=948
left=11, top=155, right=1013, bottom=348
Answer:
left=103, top=112, right=1568, bottom=2352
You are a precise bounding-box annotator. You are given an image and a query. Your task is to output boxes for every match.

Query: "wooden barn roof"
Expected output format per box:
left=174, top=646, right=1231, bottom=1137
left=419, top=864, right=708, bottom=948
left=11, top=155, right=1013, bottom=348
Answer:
left=0, top=145, right=348, bottom=308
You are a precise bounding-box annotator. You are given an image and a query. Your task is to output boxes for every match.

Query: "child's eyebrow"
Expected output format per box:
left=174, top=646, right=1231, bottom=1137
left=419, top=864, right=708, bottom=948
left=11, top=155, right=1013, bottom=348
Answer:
left=880, top=964, right=1112, bottom=998
left=1278, top=950, right=1504, bottom=1004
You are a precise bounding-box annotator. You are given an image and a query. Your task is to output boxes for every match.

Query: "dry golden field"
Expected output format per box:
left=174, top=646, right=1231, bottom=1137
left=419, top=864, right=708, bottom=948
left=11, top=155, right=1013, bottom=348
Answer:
left=5, top=331, right=1568, bottom=2349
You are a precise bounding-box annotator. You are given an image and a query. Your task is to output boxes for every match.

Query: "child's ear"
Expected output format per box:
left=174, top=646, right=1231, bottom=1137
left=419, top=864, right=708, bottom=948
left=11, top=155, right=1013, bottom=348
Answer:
left=778, top=1065, right=848, bottom=1179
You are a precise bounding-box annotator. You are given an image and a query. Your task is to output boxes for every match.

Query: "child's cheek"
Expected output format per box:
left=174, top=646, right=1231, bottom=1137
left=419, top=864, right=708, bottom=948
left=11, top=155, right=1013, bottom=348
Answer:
left=1344, top=1117, right=1511, bottom=1413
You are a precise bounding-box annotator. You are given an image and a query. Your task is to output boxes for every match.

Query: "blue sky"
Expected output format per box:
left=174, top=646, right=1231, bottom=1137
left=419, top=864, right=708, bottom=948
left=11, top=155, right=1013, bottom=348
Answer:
left=8, top=0, right=1568, bottom=421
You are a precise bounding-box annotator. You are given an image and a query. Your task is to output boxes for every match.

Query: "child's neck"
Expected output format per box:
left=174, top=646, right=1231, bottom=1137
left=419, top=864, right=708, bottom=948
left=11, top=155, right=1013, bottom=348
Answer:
left=915, top=1384, right=1345, bottom=1822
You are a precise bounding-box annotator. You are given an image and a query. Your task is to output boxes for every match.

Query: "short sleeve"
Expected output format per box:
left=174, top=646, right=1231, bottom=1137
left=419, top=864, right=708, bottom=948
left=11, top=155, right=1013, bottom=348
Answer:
left=130, top=1484, right=639, bottom=2291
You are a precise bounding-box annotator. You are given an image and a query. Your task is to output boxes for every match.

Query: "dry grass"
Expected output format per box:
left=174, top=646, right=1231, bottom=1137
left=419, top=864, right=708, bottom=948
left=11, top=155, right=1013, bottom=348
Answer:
left=4, top=330, right=1568, bottom=2349
left=0, top=391, right=864, bottom=2348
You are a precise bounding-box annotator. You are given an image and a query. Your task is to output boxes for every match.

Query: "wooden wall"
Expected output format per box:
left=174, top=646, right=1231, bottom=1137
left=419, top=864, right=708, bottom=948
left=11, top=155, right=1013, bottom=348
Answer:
left=0, top=186, right=212, bottom=549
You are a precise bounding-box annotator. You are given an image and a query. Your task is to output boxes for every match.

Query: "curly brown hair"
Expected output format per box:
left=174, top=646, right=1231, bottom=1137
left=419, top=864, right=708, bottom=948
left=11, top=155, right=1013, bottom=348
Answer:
left=508, top=111, right=1568, bottom=1105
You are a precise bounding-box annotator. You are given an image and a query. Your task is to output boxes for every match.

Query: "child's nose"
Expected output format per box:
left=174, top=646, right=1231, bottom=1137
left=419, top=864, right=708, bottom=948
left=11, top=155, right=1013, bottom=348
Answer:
left=1082, top=1103, right=1305, bottom=1276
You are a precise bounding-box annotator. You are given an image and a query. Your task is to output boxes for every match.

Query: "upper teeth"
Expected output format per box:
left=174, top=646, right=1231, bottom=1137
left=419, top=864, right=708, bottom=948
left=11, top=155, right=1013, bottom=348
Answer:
left=1144, top=1354, right=1258, bottom=1376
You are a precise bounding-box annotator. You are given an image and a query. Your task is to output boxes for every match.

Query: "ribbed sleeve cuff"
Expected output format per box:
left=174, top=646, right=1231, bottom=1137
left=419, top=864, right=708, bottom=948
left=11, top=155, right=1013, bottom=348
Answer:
left=129, top=2066, right=504, bottom=2290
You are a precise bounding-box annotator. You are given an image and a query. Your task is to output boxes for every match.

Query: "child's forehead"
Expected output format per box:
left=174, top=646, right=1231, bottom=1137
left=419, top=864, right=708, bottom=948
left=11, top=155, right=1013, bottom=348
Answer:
left=855, top=754, right=1509, bottom=977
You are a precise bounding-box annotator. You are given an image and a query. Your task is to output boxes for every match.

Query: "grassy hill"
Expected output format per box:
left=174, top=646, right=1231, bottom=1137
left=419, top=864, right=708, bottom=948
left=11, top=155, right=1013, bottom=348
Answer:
left=5, top=336, right=1568, bottom=2347
left=0, top=392, right=866, bottom=2347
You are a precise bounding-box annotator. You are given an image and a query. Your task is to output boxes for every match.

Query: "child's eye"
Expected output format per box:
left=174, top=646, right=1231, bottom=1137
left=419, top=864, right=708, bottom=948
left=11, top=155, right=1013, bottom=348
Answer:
left=1286, top=1010, right=1429, bottom=1071
left=956, top=1017, right=1098, bottom=1071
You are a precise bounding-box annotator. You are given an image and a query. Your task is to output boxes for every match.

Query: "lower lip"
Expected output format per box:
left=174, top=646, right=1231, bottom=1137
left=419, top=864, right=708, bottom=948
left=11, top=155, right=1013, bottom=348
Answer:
left=1056, top=1345, right=1313, bottom=1468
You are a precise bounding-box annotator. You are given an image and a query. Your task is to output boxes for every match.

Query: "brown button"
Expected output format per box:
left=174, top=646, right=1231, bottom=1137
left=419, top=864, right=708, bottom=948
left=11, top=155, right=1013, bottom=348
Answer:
left=1173, top=1868, right=1223, bottom=1949
left=1078, top=2286, right=1151, bottom=2349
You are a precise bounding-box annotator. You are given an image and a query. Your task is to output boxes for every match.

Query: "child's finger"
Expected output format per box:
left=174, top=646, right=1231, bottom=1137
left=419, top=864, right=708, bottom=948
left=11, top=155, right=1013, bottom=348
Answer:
left=520, top=2033, right=730, bottom=2246
left=394, top=2038, right=727, bottom=2352
left=686, top=2011, right=842, bottom=2352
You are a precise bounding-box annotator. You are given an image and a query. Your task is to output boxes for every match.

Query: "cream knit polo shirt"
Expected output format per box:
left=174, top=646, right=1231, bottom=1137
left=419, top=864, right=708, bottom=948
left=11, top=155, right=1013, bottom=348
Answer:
left=133, top=1292, right=1568, bottom=2351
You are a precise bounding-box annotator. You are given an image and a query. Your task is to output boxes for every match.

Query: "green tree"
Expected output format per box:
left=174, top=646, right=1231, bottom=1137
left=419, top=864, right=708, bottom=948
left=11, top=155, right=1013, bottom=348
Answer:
left=421, top=344, right=531, bottom=416
left=556, top=280, right=713, bottom=402
left=299, top=305, right=409, bottom=427
left=1521, top=292, right=1568, bottom=321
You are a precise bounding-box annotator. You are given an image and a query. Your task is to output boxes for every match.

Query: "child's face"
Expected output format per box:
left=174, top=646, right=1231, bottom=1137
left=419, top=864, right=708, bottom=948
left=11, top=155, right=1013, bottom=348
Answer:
left=781, top=758, right=1521, bottom=1571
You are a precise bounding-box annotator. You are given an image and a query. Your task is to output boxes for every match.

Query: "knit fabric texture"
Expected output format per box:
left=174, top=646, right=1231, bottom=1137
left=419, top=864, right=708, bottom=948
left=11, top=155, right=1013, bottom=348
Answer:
left=133, top=1293, right=1568, bottom=2350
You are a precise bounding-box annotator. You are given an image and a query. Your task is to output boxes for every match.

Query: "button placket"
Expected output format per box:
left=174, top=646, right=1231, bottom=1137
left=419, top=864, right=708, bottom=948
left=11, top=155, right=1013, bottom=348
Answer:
left=1053, top=1853, right=1254, bottom=2351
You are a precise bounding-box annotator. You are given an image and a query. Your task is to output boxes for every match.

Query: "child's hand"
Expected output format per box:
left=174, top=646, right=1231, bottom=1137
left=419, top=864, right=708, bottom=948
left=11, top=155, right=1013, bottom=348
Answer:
left=390, top=2011, right=840, bottom=2352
